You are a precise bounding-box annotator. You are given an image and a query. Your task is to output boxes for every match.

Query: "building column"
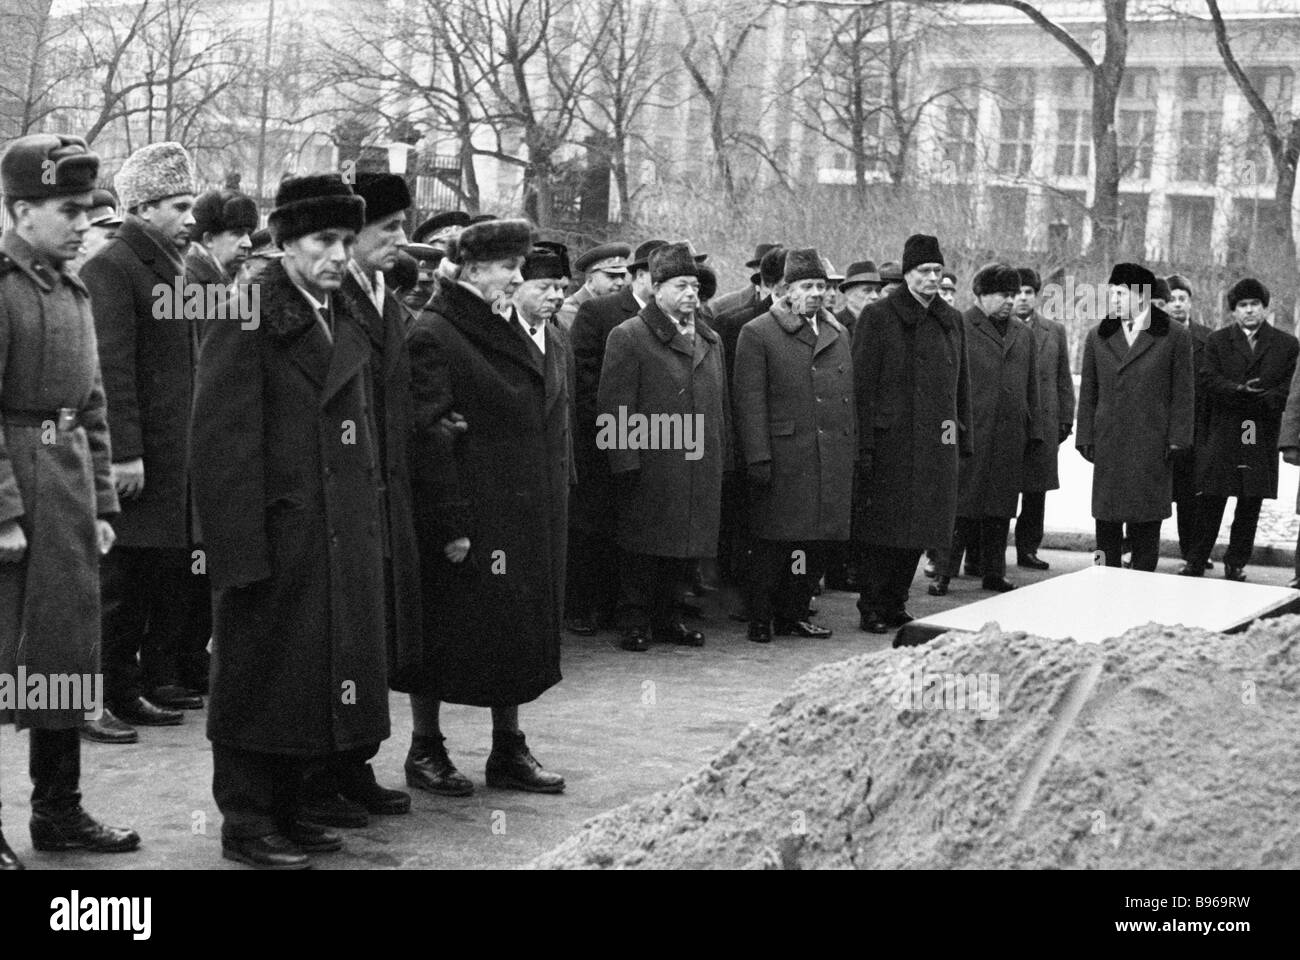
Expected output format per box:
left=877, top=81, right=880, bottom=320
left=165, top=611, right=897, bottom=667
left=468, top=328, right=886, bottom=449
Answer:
left=1143, top=67, right=1179, bottom=262
left=1024, top=70, right=1055, bottom=251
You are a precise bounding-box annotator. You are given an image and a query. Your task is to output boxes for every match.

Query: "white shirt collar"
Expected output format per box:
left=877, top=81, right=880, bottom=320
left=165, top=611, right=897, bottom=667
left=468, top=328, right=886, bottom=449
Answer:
left=517, top=313, right=546, bottom=354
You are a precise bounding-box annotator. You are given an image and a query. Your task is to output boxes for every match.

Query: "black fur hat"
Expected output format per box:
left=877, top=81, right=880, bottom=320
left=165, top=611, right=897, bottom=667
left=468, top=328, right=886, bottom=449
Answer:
left=193, top=189, right=259, bottom=238
left=1227, top=277, right=1270, bottom=310
left=649, top=242, right=701, bottom=284
left=1108, top=262, right=1156, bottom=292
left=448, top=218, right=534, bottom=264
left=353, top=172, right=412, bottom=225
left=1015, top=266, right=1041, bottom=293
left=972, top=263, right=1021, bottom=296
left=269, top=174, right=364, bottom=245
left=901, top=234, right=943, bottom=274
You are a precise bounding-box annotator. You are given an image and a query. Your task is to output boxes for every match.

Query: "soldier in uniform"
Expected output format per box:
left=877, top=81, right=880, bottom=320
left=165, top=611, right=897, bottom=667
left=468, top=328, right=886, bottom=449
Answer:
left=557, top=242, right=630, bottom=332
left=0, top=133, right=141, bottom=870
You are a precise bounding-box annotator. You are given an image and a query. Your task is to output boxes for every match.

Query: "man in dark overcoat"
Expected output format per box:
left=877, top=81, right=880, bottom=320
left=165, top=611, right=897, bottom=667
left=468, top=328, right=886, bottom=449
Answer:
left=852, top=234, right=972, bottom=638
left=1076, top=262, right=1194, bottom=571
left=82, top=141, right=200, bottom=734
left=599, top=242, right=730, bottom=652
left=711, top=241, right=775, bottom=318
left=191, top=174, right=390, bottom=868
left=835, top=260, right=882, bottom=339
left=1165, top=274, right=1214, bottom=571
left=931, top=263, right=1041, bottom=597
left=1011, top=267, right=1075, bottom=570
left=0, top=134, right=141, bottom=870
left=734, top=248, right=855, bottom=643
left=403, top=220, right=567, bottom=797
left=1186, top=279, right=1297, bottom=580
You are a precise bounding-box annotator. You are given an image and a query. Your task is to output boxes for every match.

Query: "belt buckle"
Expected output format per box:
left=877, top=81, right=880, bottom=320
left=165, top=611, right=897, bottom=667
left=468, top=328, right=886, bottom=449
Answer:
left=56, top=408, right=77, bottom=432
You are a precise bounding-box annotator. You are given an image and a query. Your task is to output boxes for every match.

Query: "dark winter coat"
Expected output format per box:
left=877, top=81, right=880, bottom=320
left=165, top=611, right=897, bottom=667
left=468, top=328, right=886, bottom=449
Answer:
left=711, top=284, right=760, bottom=321
left=1172, top=320, right=1213, bottom=502
left=340, top=269, right=423, bottom=686
left=1076, top=307, right=1195, bottom=523
left=598, top=300, right=730, bottom=558
left=852, top=284, right=973, bottom=551
left=191, top=259, right=389, bottom=755
left=404, top=280, right=570, bottom=706
left=1022, top=311, right=1076, bottom=493
left=1196, top=322, right=1298, bottom=500
left=81, top=217, right=193, bottom=548
left=733, top=300, right=855, bottom=541
left=0, top=234, right=118, bottom=729
left=713, top=292, right=772, bottom=387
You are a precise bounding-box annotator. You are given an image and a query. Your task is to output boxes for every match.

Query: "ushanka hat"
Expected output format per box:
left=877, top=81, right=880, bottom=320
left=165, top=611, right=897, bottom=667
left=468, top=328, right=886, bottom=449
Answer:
left=352, top=172, right=412, bottom=224
left=972, top=263, right=1021, bottom=296
left=448, top=218, right=534, bottom=263
left=114, top=141, right=194, bottom=212
left=1227, top=278, right=1270, bottom=310
left=649, top=242, right=701, bottom=284
left=901, top=234, right=943, bottom=274
left=193, top=188, right=259, bottom=238
left=1, top=134, right=100, bottom=200
left=269, top=174, right=364, bottom=245
left=1166, top=274, right=1193, bottom=297
left=783, top=247, right=828, bottom=285
left=1015, top=266, right=1041, bottom=293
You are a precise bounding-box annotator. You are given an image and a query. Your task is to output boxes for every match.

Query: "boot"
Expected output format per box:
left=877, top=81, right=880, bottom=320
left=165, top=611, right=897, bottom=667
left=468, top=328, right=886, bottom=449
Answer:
left=927, top=576, right=950, bottom=597
left=0, top=830, right=24, bottom=870
left=486, top=730, right=565, bottom=794
left=405, top=735, right=473, bottom=797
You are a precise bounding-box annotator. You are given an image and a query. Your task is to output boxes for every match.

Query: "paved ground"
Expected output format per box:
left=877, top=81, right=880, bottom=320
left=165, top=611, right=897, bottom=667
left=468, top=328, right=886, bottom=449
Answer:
left=3, top=546, right=1295, bottom=871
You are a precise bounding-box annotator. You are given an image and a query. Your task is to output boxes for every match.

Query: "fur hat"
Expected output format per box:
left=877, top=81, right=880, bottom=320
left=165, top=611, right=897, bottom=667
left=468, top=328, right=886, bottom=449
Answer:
left=353, top=172, right=412, bottom=224
left=901, top=234, right=943, bottom=275
left=783, top=247, right=828, bottom=285
left=448, top=218, right=534, bottom=264
left=698, top=264, right=718, bottom=302
left=269, top=174, right=364, bottom=245
left=1227, top=277, right=1270, bottom=310
left=1107, top=262, right=1156, bottom=292
left=1, top=133, right=100, bottom=201
left=972, top=263, right=1021, bottom=296
left=1151, top=276, right=1172, bottom=303
left=193, top=189, right=259, bottom=238
left=1015, top=266, right=1041, bottom=293
left=1166, top=274, right=1193, bottom=297
left=522, top=242, right=570, bottom=281
left=649, top=242, right=700, bottom=284
left=115, top=141, right=195, bottom=212
left=758, top=246, right=788, bottom=287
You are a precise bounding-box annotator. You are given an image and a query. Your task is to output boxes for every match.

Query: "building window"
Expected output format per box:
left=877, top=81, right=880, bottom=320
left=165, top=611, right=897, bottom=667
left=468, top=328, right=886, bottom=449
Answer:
left=996, top=71, right=1034, bottom=178
left=1168, top=196, right=1215, bottom=266
left=1177, top=69, right=1223, bottom=184
left=944, top=105, right=977, bottom=175
left=987, top=186, right=1028, bottom=248
left=1055, top=109, right=1091, bottom=177
left=1119, top=109, right=1156, bottom=181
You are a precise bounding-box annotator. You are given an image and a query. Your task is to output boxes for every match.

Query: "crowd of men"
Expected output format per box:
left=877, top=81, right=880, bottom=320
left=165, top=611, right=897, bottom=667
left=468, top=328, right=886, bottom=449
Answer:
left=1, top=130, right=1298, bottom=871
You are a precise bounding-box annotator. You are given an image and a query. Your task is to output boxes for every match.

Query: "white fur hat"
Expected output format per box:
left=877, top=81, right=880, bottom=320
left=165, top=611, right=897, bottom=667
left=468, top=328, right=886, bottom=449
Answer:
left=114, top=141, right=195, bottom=212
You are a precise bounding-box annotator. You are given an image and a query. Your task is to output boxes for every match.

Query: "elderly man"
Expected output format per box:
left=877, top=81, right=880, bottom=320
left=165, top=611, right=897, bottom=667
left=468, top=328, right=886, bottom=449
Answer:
left=1165, top=274, right=1213, bottom=571
left=1188, top=279, right=1297, bottom=581
left=1012, top=266, right=1075, bottom=571
left=835, top=260, right=881, bottom=338
left=930, top=263, right=1040, bottom=597
left=0, top=133, right=142, bottom=871
left=734, top=249, right=854, bottom=643
left=853, top=235, right=971, bottom=637
left=599, top=242, right=729, bottom=652
left=82, top=142, right=200, bottom=740
left=192, top=174, right=390, bottom=868
left=557, top=242, right=631, bottom=331
left=1077, top=263, right=1194, bottom=571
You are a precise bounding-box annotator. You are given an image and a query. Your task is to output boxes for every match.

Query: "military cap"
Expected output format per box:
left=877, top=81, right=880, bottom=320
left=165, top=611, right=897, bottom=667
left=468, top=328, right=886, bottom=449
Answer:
left=575, top=242, right=632, bottom=275
left=88, top=188, right=122, bottom=227
left=412, top=210, right=471, bottom=245
left=1, top=133, right=100, bottom=201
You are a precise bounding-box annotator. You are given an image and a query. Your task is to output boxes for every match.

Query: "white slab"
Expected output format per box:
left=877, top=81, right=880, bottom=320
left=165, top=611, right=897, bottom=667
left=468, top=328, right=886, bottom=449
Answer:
left=909, top=565, right=1300, bottom=644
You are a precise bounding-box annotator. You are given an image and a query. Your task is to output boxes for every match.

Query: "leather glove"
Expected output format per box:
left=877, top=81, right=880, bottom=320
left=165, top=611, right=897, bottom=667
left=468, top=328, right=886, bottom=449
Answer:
left=1058, top=424, right=1073, bottom=444
left=747, top=461, right=773, bottom=487
left=1078, top=444, right=1095, bottom=463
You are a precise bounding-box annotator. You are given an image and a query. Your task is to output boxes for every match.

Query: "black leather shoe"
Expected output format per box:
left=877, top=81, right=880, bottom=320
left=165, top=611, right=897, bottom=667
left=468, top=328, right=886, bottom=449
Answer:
left=0, top=831, right=24, bottom=870
left=337, top=767, right=411, bottom=816
left=80, top=709, right=138, bottom=744
left=774, top=619, right=832, bottom=638
left=748, top=621, right=772, bottom=644
left=280, top=820, right=343, bottom=853
left=30, top=810, right=140, bottom=853
left=1177, top=562, right=1205, bottom=577
left=887, top=609, right=915, bottom=627
left=486, top=730, right=565, bottom=794
left=928, top=576, right=950, bottom=597
left=565, top=616, right=597, bottom=636
left=149, top=684, right=204, bottom=710
left=982, top=576, right=1016, bottom=592
left=1224, top=565, right=1247, bottom=582
left=859, top=612, right=892, bottom=634
left=620, top=626, right=650, bottom=652
left=222, top=833, right=310, bottom=870
left=299, top=794, right=368, bottom=828
left=1016, top=553, right=1050, bottom=570
left=113, top=696, right=183, bottom=726
left=654, top=623, right=705, bottom=647
left=405, top=736, right=474, bottom=797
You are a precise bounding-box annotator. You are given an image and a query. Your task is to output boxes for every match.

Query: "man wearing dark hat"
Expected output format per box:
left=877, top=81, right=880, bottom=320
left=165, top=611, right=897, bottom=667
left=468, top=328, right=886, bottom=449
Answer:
left=293, top=172, right=422, bottom=827
left=1165, top=274, right=1213, bottom=571
left=836, top=259, right=882, bottom=338
left=1189, top=279, right=1297, bottom=581
left=410, top=209, right=471, bottom=250
left=82, top=141, right=200, bottom=738
left=852, top=234, right=972, bottom=637
left=734, top=248, right=854, bottom=643
left=557, top=241, right=631, bottom=331
left=930, top=264, right=1040, bottom=597
left=0, top=133, right=141, bottom=869
left=565, top=240, right=664, bottom=634
left=599, top=242, right=730, bottom=652
left=713, top=242, right=777, bottom=318
left=1077, top=263, right=1194, bottom=571
left=878, top=261, right=904, bottom=295
left=68, top=188, right=122, bottom=274
left=1011, top=266, right=1075, bottom=571
left=186, top=188, right=257, bottom=288
left=192, top=173, right=391, bottom=868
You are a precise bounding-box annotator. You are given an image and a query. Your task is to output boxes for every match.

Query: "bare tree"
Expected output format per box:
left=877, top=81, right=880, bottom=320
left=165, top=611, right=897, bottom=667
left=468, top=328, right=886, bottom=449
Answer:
left=0, top=0, right=78, bottom=137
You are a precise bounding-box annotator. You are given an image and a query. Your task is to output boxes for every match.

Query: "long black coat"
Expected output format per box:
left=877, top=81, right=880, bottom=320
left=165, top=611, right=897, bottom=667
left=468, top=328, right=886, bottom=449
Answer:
left=1196, top=322, right=1298, bottom=500
left=1022, top=312, right=1075, bottom=493
left=81, top=218, right=192, bottom=549
left=852, top=284, right=972, bottom=551
left=340, top=270, right=423, bottom=686
left=1172, top=320, right=1212, bottom=502
left=1076, top=307, right=1195, bottom=522
left=710, top=284, right=760, bottom=322
left=191, top=260, right=389, bottom=756
left=405, top=281, right=569, bottom=707
left=598, top=301, right=730, bottom=558
left=957, top=308, right=1041, bottom=518
left=714, top=293, right=773, bottom=387
left=734, top=301, right=855, bottom=541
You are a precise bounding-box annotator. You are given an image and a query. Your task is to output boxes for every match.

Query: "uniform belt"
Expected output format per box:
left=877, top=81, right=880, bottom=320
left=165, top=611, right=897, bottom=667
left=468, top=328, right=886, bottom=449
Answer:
left=2, top=407, right=81, bottom=430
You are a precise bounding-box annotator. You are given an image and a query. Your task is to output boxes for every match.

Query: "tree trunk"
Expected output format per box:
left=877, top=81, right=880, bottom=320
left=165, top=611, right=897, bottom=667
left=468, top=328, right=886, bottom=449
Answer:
left=1090, top=73, right=1121, bottom=264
